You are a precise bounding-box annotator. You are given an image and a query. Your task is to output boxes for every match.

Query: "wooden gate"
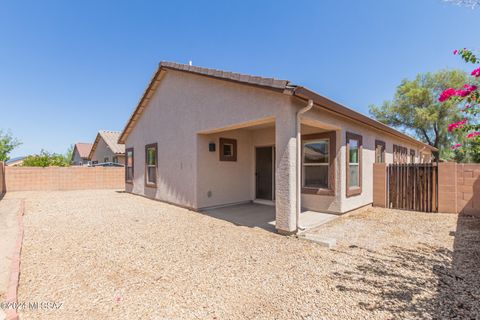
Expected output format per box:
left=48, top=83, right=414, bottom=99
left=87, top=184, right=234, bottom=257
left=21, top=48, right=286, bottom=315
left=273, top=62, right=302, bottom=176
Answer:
left=387, top=164, right=438, bottom=212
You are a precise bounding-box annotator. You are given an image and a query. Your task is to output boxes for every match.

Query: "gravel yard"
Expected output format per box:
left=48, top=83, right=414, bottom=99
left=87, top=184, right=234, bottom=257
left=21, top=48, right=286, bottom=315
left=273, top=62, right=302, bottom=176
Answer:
left=7, top=190, right=479, bottom=319
left=0, top=195, right=20, bottom=301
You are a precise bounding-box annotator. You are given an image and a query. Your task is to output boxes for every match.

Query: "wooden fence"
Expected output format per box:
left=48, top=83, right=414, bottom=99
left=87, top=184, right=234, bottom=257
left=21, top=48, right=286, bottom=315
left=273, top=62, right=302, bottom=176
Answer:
left=387, top=163, right=438, bottom=213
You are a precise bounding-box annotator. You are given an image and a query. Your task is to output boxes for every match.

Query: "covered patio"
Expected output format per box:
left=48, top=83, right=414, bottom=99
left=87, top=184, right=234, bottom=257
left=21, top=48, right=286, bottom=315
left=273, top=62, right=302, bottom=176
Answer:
left=196, top=113, right=341, bottom=234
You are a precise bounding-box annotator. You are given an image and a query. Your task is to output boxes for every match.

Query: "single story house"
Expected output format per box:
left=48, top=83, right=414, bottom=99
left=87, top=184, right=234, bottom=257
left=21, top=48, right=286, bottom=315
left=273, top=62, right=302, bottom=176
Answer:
left=5, top=156, right=26, bottom=167
left=118, top=62, right=436, bottom=234
left=89, top=130, right=125, bottom=165
left=71, top=143, right=93, bottom=166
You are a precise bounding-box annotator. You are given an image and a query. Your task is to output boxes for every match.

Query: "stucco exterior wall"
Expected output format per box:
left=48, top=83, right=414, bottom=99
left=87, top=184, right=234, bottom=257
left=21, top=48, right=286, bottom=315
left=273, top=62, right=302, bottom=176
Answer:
left=72, top=149, right=89, bottom=166
left=91, top=138, right=125, bottom=165
left=302, top=107, right=429, bottom=213
left=197, top=129, right=254, bottom=208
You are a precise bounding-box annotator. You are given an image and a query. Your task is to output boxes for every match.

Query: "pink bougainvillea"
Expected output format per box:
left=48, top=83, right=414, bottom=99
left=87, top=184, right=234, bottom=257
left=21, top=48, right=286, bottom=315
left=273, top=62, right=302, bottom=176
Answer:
left=463, top=84, right=478, bottom=92
left=439, top=88, right=457, bottom=102
left=448, top=119, right=467, bottom=132
left=439, top=85, right=478, bottom=102
left=451, top=143, right=462, bottom=150
left=467, top=131, right=480, bottom=139
left=471, top=67, right=480, bottom=77
left=454, top=49, right=458, bottom=55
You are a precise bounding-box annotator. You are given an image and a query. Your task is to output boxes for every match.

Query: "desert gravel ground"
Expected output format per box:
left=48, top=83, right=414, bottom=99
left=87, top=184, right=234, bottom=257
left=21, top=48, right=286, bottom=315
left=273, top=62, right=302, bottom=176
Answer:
left=6, top=190, right=479, bottom=319
left=0, top=195, right=20, bottom=301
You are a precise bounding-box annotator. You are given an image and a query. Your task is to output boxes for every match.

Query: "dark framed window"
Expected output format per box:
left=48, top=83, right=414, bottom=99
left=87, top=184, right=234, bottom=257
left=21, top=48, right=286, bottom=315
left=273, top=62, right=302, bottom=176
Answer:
left=104, top=157, right=109, bottom=163
left=219, top=138, right=237, bottom=161
left=145, top=143, right=158, bottom=187
left=113, top=156, right=118, bottom=164
left=410, top=149, right=416, bottom=163
left=420, top=152, right=431, bottom=163
left=393, top=145, right=408, bottom=164
left=301, top=132, right=336, bottom=195
left=346, top=132, right=362, bottom=197
left=125, top=148, right=134, bottom=183
left=375, top=140, right=385, bottom=163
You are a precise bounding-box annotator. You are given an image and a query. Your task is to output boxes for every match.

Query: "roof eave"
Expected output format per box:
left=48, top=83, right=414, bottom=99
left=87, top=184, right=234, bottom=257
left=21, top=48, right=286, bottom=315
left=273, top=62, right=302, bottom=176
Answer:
left=292, top=87, right=438, bottom=152
left=118, top=66, right=165, bottom=144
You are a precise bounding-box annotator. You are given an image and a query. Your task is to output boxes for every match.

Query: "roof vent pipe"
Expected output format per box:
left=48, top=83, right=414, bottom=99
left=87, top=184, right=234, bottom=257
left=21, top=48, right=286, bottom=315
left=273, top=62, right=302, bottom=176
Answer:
left=296, top=99, right=313, bottom=233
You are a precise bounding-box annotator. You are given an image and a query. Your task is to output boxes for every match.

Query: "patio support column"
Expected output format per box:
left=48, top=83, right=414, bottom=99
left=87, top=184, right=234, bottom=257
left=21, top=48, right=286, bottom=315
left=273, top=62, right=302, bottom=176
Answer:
left=275, top=111, right=298, bottom=234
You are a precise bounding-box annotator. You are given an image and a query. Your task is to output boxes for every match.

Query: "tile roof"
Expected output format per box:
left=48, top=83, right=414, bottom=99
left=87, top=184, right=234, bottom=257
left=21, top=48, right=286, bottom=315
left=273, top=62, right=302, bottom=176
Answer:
left=74, top=143, right=93, bottom=159
left=89, top=130, right=125, bottom=159
left=98, top=130, right=125, bottom=154
left=160, top=61, right=291, bottom=90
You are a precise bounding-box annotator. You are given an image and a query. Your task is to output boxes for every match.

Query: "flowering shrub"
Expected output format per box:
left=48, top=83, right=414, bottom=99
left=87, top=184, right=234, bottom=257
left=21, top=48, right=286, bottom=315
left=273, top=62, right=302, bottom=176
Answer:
left=439, top=48, right=480, bottom=151
left=448, top=119, right=468, bottom=132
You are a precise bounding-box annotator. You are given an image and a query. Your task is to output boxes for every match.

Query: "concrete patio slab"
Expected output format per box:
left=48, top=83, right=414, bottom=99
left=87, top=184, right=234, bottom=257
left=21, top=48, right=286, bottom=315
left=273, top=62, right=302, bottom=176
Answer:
left=201, top=203, right=276, bottom=232
left=201, top=203, right=339, bottom=233
left=299, top=210, right=338, bottom=230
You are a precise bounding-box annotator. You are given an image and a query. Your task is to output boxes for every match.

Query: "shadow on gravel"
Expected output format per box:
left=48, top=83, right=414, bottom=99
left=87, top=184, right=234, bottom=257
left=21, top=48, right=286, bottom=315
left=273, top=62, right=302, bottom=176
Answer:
left=331, top=215, right=480, bottom=319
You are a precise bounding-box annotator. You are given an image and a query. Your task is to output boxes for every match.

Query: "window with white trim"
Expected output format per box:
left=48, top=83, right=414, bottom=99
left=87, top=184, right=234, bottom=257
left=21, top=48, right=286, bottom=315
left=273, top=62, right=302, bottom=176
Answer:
left=126, top=148, right=134, bottom=182
left=346, top=132, right=362, bottom=197
left=145, top=143, right=157, bottom=186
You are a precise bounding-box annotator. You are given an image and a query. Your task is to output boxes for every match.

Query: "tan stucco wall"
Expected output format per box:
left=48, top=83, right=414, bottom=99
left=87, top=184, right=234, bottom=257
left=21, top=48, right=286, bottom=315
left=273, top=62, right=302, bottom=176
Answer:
left=91, top=138, right=125, bottom=165
left=197, top=129, right=254, bottom=208
left=302, top=107, right=429, bottom=213
left=72, top=149, right=89, bottom=166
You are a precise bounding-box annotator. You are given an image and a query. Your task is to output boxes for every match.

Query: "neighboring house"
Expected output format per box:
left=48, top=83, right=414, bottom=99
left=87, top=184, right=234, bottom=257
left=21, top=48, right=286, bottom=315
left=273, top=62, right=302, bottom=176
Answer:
left=5, top=156, right=26, bottom=167
left=118, top=62, right=436, bottom=234
left=71, top=143, right=93, bottom=166
left=89, top=130, right=125, bottom=164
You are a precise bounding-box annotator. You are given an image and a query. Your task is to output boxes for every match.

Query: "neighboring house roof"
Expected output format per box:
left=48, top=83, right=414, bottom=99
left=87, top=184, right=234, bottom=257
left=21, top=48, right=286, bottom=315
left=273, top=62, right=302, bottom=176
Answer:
left=5, top=156, right=26, bottom=166
left=73, top=143, right=93, bottom=160
left=89, top=130, right=125, bottom=160
left=118, top=61, right=437, bottom=152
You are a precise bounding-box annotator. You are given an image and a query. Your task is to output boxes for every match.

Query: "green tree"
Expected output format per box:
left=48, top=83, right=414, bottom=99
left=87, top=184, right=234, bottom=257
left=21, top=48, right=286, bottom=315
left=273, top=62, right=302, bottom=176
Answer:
left=0, top=129, right=22, bottom=162
left=22, top=150, right=71, bottom=167
left=369, top=70, right=471, bottom=160
left=65, top=144, right=74, bottom=165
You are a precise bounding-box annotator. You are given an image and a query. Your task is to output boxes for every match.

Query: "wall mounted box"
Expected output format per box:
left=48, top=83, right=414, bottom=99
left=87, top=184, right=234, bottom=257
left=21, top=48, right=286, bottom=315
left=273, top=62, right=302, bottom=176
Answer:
left=208, top=143, right=216, bottom=152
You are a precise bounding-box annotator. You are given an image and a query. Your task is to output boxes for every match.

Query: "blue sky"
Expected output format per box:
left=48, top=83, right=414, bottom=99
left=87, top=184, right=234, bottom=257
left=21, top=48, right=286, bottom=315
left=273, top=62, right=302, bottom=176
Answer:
left=1, top=0, right=479, bottom=158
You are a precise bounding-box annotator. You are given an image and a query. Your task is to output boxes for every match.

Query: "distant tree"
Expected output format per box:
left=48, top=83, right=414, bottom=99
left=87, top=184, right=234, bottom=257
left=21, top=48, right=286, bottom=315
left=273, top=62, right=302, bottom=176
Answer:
left=444, top=0, right=480, bottom=8
left=22, top=150, right=71, bottom=167
left=369, top=70, right=470, bottom=160
left=65, top=144, right=74, bottom=164
left=0, top=130, right=21, bottom=162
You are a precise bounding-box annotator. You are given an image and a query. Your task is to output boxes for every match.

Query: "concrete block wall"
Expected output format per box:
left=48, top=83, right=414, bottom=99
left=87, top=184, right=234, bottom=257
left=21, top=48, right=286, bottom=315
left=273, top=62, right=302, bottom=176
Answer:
left=373, top=162, right=480, bottom=216
left=455, top=164, right=480, bottom=216
left=438, top=162, right=458, bottom=214
left=4, top=166, right=124, bottom=192
left=372, top=163, right=387, bottom=208
left=0, top=162, right=5, bottom=194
